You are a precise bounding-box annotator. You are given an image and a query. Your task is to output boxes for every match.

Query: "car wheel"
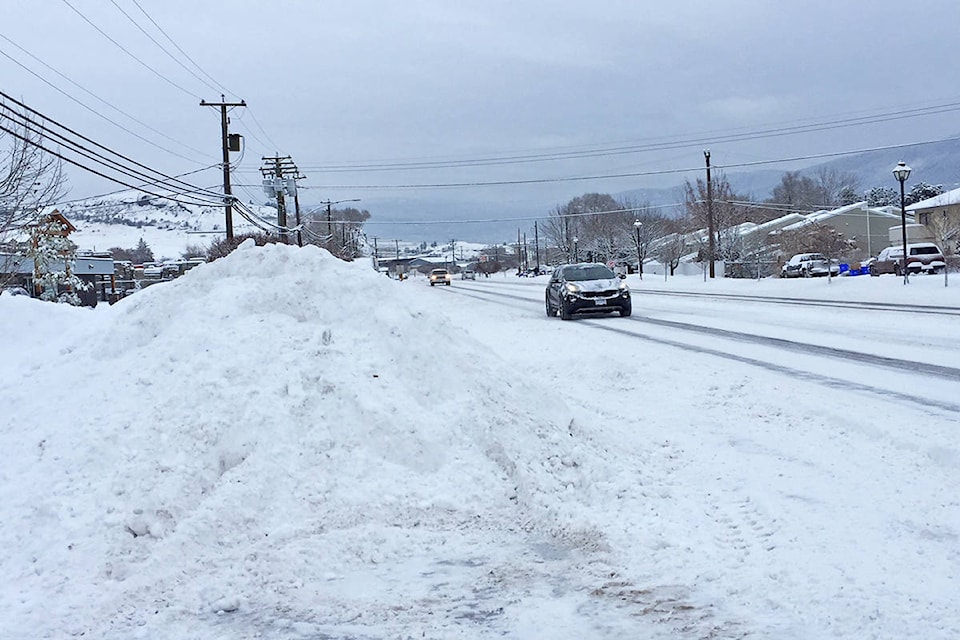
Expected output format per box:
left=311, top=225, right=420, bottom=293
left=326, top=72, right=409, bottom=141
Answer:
left=619, top=303, right=632, bottom=318
left=802, top=268, right=810, bottom=278
left=869, top=265, right=878, bottom=277
left=545, top=295, right=555, bottom=317
left=560, top=298, right=573, bottom=321
left=894, top=264, right=901, bottom=277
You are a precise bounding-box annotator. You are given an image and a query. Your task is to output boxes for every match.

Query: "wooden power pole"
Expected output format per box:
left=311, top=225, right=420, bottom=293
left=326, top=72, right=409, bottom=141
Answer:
left=200, top=95, right=246, bottom=240
left=705, top=149, right=715, bottom=279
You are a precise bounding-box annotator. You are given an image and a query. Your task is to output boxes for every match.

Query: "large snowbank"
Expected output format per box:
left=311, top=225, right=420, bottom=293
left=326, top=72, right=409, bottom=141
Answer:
left=0, top=242, right=601, bottom=638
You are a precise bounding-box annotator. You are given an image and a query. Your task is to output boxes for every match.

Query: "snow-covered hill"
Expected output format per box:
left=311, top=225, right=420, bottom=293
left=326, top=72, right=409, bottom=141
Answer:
left=53, top=192, right=277, bottom=260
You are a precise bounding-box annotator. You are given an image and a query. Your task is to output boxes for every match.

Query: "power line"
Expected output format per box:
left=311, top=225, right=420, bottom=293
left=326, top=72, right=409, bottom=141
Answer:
left=0, top=117, right=216, bottom=208
left=0, top=35, right=213, bottom=162
left=107, top=0, right=221, bottom=95
left=59, top=0, right=201, bottom=99
left=234, top=109, right=284, bottom=154
left=128, top=0, right=236, bottom=98
left=56, top=181, right=224, bottom=212
left=311, top=134, right=960, bottom=191
left=0, top=92, right=224, bottom=206
left=299, top=100, right=960, bottom=173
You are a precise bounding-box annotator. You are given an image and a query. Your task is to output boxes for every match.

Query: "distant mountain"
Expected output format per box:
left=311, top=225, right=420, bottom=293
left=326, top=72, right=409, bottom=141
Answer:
left=796, top=136, right=960, bottom=192
left=55, top=138, right=960, bottom=251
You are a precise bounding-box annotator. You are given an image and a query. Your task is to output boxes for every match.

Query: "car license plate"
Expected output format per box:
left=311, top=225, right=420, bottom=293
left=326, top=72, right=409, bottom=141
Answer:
left=594, top=299, right=606, bottom=306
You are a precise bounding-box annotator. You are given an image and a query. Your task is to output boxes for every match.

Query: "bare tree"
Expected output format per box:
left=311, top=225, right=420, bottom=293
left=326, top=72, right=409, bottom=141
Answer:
left=1, top=102, right=67, bottom=286
left=542, top=193, right=620, bottom=262
left=811, top=167, right=860, bottom=208
left=621, top=196, right=669, bottom=277
left=683, top=172, right=754, bottom=261
left=655, top=217, right=691, bottom=276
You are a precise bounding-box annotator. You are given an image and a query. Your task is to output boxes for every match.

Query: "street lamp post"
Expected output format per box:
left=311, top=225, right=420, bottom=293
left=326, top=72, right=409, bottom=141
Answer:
left=573, top=236, right=579, bottom=262
left=633, top=220, right=643, bottom=279
left=892, top=161, right=911, bottom=285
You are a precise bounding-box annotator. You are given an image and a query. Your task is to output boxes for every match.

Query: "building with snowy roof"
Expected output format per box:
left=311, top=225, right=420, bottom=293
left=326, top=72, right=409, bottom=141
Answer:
left=777, top=201, right=906, bottom=257
left=906, top=187, right=960, bottom=255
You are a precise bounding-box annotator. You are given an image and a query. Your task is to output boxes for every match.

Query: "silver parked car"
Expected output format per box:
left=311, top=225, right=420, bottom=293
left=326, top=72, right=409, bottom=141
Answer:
left=781, top=253, right=840, bottom=278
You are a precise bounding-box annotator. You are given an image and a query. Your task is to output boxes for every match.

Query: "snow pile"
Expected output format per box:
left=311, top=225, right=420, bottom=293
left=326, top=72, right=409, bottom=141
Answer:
left=0, top=242, right=603, bottom=638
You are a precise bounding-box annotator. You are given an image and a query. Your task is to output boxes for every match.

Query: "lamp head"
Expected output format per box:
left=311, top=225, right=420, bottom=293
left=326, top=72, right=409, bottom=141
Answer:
left=892, top=161, right=912, bottom=183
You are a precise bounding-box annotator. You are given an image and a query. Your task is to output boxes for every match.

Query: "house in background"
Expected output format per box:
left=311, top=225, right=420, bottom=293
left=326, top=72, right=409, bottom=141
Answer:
left=906, top=187, right=960, bottom=256
left=0, top=253, right=115, bottom=307
left=776, top=201, right=906, bottom=259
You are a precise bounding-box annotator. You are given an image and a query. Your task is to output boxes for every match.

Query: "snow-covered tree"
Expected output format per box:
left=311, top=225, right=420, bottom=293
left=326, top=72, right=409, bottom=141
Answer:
left=865, top=186, right=899, bottom=207
left=29, top=214, right=89, bottom=305
left=905, top=182, right=945, bottom=206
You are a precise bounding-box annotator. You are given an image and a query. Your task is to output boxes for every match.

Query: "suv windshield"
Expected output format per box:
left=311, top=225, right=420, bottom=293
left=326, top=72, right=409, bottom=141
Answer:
left=562, top=265, right=616, bottom=281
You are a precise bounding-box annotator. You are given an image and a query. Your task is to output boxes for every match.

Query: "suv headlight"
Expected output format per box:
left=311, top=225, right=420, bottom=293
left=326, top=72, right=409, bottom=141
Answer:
left=564, top=283, right=580, bottom=294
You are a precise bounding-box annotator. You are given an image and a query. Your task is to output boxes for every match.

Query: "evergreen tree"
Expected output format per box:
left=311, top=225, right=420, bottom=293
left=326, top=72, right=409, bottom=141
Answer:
left=29, top=214, right=89, bottom=305
left=905, top=182, right=945, bottom=206
left=865, top=187, right=899, bottom=207
left=130, top=237, right=154, bottom=264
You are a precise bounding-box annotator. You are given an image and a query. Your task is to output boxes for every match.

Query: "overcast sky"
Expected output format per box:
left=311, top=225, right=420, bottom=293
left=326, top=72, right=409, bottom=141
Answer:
left=4, top=0, right=960, bottom=230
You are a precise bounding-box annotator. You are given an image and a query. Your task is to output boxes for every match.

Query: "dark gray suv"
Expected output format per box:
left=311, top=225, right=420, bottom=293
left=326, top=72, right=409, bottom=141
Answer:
left=545, top=263, right=631, bottom=320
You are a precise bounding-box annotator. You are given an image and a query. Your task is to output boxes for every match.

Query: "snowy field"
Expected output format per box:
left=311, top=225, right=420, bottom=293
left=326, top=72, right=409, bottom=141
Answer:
left=1, top=243, right=958, bottom=639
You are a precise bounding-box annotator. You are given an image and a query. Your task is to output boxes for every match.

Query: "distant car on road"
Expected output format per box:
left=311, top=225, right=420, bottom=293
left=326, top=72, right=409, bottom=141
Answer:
left=460, top=269, right=477, bottom=280
left=869, top=243, right=946, bottom=276
left=544, top=263, right=631, bottom=320
left=429, top=268, right=452, bottom=286
left=781, top=253, right=839, bottom=278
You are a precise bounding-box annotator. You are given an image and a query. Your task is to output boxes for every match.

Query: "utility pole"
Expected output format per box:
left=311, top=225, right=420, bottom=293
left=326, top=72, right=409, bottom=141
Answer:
left=292, top=179, right=303, bottom=247
left=534, top=221, right=540, bottom=274
left=704, top=149, right=716, bottom=279
left=317, top=198, right=361, bottom=255
left=260, top=155, right=302, bottom=245
left=517, top=228, right=522, bottom=275
left=200, top=95, right=246, bottom=240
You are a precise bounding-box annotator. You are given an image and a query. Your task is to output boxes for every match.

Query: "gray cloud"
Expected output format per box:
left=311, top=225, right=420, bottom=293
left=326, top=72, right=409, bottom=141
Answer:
left=4, top=0, right=960, bottom=239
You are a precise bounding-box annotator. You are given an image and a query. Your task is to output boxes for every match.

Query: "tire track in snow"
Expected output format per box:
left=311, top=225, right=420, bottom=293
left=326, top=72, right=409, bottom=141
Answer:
left=441, top=285, right=960, bottom=414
